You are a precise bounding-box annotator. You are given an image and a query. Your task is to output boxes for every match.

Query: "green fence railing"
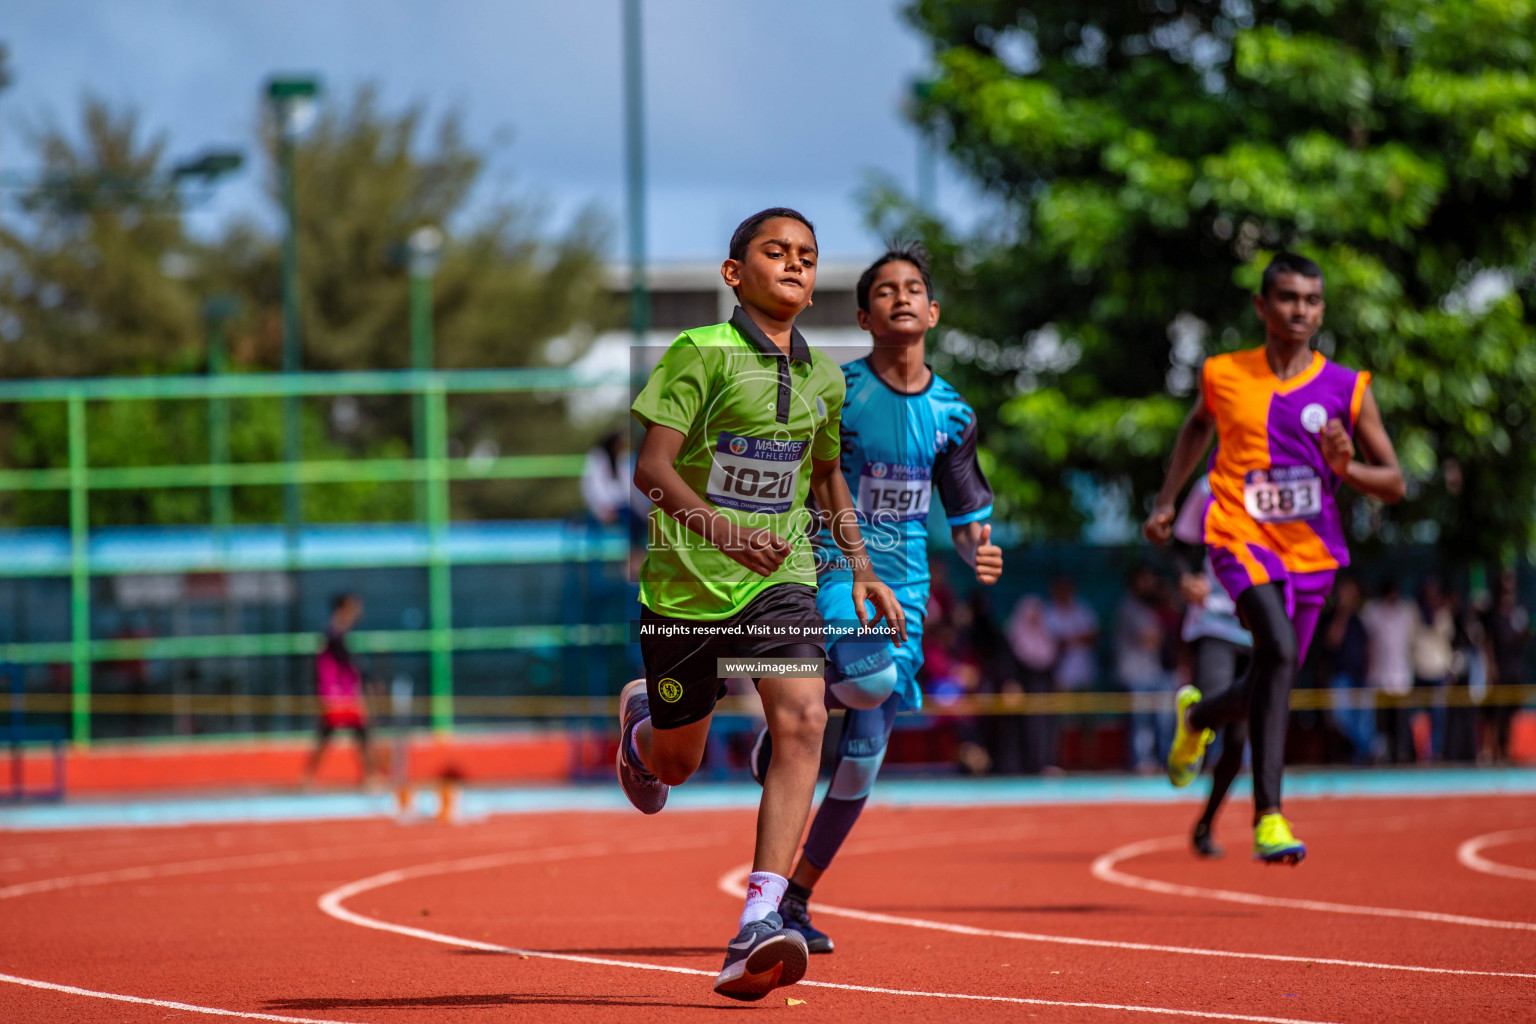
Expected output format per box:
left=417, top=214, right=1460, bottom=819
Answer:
left=0, top=367, right=629, bottom=745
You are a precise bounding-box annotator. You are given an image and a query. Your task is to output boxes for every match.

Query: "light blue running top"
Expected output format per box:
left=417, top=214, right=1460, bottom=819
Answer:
left=813, top=357, right=992, bottom=587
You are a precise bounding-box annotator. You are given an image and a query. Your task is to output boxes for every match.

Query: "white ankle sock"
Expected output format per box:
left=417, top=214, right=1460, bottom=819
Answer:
left=740, top=871, right=788, bottom=928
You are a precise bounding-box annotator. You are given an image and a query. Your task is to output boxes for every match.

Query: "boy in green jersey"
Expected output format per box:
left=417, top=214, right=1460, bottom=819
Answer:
left=622, top=207, right=906, bottom=1001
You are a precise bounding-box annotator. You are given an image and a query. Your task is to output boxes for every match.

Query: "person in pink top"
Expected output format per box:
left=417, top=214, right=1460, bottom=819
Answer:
left=300, top=593, right=382, bottom=788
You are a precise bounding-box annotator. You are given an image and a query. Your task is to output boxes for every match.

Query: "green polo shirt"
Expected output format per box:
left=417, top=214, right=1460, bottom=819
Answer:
left=631, top=307, right=845, bottom=620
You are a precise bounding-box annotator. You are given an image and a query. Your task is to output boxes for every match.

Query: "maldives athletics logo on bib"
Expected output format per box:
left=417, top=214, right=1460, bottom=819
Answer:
left=729, top=436, right=749, bottom=456
left=870, top=462, right=889, bottom=479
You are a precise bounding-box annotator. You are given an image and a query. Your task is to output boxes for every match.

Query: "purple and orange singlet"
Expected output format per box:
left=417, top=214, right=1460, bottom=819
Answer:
left=1200, top=347, right=1370, bottom=606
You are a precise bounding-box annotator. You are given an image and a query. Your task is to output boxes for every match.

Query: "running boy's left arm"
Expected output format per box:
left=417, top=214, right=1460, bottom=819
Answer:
left=952, top=522, right=1003, bottom=586
left=1322, top=386, right=1406, bottom=504
left=936, top=410, right=1002, bottom=586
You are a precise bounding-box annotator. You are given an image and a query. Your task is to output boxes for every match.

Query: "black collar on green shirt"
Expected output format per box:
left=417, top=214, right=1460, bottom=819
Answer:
left=730, top=306, right=811, bottom=364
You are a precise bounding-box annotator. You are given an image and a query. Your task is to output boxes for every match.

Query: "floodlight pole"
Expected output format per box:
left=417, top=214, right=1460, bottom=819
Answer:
left=277, top=124, right=303, bottom=529
left=623, top=0, right=649, bottom=345
left=204, top=296, right=239, bottom=536
left=267, top=75, right=319, bottom=726
left=265, top=77, right=319, bottom=547
left=911, top=80, right=938, bottom=213
left=406, top=226, right=443, bottom=523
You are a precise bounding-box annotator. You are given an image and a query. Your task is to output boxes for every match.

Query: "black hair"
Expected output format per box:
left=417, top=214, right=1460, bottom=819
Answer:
left=728, top=207, right=816, bottom=263
left=856, top=241, right=935, bottom=312
left=330, top=592, right=359, bottom=612
left=1260, top=251, right=1324, bottom=298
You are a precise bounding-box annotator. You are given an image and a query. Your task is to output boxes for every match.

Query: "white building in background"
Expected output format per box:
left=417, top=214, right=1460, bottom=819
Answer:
left=565, top=261, right=873, bottom=425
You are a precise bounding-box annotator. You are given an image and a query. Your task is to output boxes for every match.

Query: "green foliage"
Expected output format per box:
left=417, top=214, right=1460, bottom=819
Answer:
left=887, top=0, right=1536, bottom=560
left=0, top=88, right=614, bottom=527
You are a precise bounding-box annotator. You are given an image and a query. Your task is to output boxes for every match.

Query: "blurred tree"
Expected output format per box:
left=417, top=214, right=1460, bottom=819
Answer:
left=887, top=0, right=1536, bottom=563
left=0, top=88, right=615, bottom=526
left=219, top=85, right=616, bottom=521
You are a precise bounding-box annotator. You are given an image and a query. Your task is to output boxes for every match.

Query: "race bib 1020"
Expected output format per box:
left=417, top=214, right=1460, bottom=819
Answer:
left=857, top=461, right=932, bottom=522
left=1243, top=466, right=1322, bottom=522
left=705, top=432, right=807, bottom=514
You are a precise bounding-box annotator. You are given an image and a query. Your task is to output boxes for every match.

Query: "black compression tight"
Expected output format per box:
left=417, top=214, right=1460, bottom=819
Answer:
left=1192, top=639, right=1250, bottom=828
left=1188, top=583, right=1298, bottom=822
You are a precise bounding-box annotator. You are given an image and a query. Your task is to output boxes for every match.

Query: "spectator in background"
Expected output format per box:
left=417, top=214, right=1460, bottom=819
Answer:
left=969, top=590, right=1027, bottom=775
left=1362, top=578, right=1417, bottom=764
left=1044, top=575, right=1098, bottom=771
left=1044, top=575, right=1099, bottom=693
left=919, top=610, right=990, bottom=776
left=1006, top=594, right=1058, bottom=773
left=301, top=593, right=381, bottom=789
left=1443, top=590, right=1483, bottom=763
left=580, top=429, right=648, bottom=571
left=1117, top=564, right=1173, bottom=772
left=1482, top=569, right=1530, bottom=765
left=1322, top=577, right=1374, bottom=764
left=1411, top=577, right=1456, bottom=762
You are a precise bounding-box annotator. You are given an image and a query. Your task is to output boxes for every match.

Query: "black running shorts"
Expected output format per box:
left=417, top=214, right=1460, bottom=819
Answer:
left=639, top=583, right=826, bottom=730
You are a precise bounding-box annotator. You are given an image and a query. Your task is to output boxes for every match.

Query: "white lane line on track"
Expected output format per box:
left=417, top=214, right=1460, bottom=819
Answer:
left=717, top=864, right=1536, bottom=980
left=0, top=972, right=369, bottom=1024
left=319, top=837, right=1338, bottom=1023
left=1092, top=835, right=1536, bottom=932
left=1457, top=829, right=1536, bottom=882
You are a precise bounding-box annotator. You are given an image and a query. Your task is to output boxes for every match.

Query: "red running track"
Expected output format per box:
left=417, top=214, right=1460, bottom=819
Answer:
left=2, top=795, right=1534, bottom=1022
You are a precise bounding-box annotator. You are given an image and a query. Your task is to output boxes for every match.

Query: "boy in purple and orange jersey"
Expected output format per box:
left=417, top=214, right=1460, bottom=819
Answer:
left=1144, top=252, right=1404, bottom=864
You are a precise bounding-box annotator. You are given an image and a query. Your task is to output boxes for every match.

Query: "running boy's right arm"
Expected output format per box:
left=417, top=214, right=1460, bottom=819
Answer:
left=634, top=424, right=791, bottom=577
left=1144, top=379, right=1216, bottom=545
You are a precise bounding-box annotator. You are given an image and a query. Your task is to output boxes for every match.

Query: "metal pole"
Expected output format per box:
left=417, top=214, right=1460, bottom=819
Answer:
left=623, top=0, right=649, bottom=344
left=424, top=383, right=453, bottom=733
left=917, top=135, right=937, bottom=214
left=205, top=298, right=235, bottom=534
left=278, top=132, right=304, bottom=533
left=406, top=226, right=440, bottom=523
left=411, top=272, right=432, bottom=523
left=67, top=391, right=90, bottom=746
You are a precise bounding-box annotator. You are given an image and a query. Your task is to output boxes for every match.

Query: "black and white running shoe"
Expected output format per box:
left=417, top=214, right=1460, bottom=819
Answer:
left=778, top=891, right=834, bottom=954
left=712, top=911, right=808, bottom=1001
left=616, top=678, right=668, bottom=814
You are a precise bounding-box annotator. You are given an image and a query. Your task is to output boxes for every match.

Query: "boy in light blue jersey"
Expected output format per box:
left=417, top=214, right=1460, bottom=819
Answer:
left=749, top=243, right=1003, bottom=953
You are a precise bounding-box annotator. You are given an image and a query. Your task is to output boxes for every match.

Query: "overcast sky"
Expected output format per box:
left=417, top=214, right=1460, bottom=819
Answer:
left=1, top=0, right=988, bottom=262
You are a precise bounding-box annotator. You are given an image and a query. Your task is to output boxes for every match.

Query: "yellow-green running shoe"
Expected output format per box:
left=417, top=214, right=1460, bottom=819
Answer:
left=1166, top=685, right=1214, bottom=787
left=1253, top=813, right=1306, bottom=865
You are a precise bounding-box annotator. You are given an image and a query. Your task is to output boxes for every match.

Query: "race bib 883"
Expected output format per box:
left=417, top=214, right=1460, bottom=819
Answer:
left=706, top=432, right=807, bottom=514
left=1243, top=466, right=1322, bottom=522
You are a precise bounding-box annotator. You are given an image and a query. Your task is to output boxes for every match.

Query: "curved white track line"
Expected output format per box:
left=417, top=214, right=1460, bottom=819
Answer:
left=1092, top=835, right=1536, bottom=932
left=1457, top=829, right=1536, bottom=882
left=0, top=971, right=369, bottom=1024
left=717, top=865, right=1536, bottom=980
left=319, top=834, right=1338, bottom=1022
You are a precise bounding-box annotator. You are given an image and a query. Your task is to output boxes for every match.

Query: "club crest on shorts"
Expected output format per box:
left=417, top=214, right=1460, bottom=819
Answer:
left=658, top=678, right=684, bottom=703
left=728, top=436, right=749, bottom=456
left=1300, top=403, right=1328, bottom=434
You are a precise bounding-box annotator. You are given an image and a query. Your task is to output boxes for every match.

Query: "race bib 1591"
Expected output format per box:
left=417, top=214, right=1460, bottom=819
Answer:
left=857, top=461, right=931, bottom=522
left=706, top=432, right=807, bottom=514
left=1243, top=466, right=1322, bottom=522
